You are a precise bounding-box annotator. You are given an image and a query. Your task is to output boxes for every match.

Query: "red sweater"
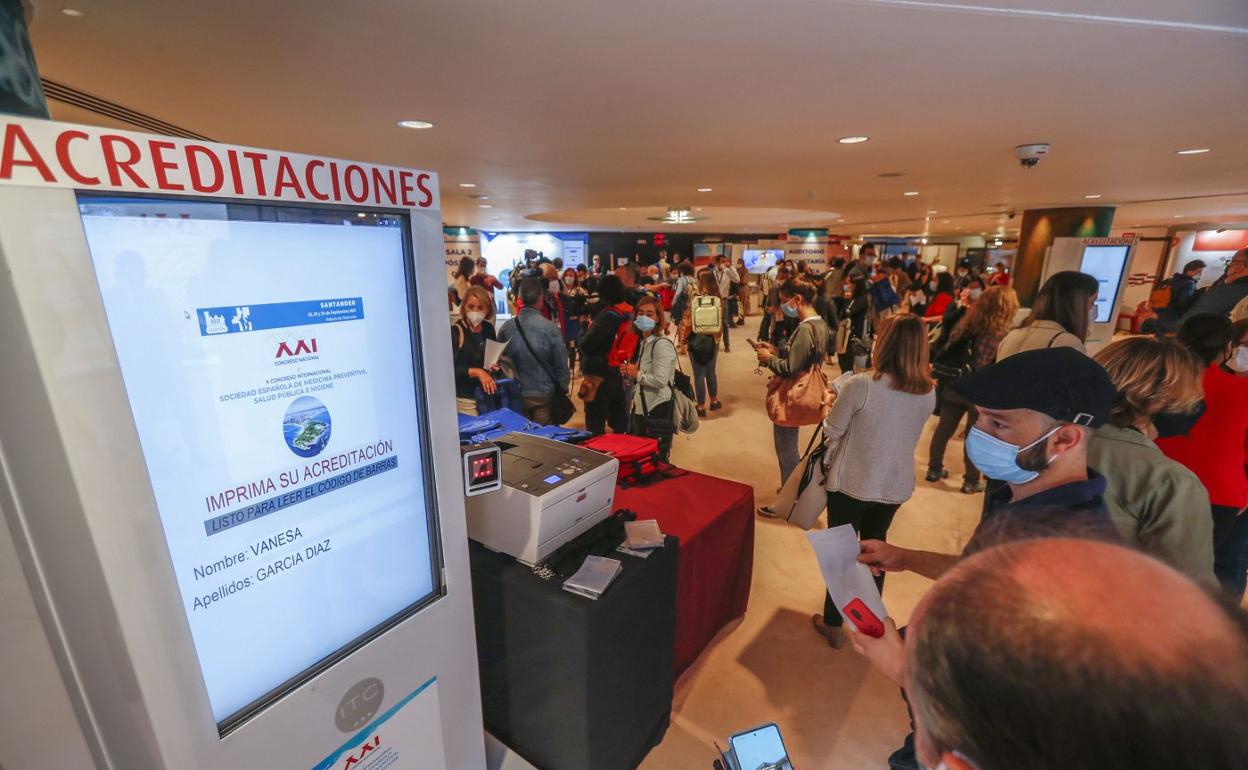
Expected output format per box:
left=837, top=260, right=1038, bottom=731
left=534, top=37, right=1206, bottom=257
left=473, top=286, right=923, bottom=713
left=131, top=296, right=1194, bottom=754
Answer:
left=1156, top=364, right=1248, bottom=509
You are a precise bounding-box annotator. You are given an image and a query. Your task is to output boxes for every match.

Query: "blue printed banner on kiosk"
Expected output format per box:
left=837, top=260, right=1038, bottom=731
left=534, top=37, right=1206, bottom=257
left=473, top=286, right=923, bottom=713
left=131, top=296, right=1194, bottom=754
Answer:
left=197, top=297, right=364, bottom=336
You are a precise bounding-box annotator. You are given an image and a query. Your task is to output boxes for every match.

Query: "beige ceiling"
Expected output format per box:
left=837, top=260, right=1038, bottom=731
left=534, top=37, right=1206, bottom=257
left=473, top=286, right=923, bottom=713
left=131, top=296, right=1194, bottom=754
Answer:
left=27, top=0, right=1248, bottom=237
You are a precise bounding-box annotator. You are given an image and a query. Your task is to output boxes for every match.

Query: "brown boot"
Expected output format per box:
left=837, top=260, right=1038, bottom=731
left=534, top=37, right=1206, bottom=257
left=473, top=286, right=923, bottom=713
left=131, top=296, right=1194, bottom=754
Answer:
left=811, top=614, right=845, bottom=649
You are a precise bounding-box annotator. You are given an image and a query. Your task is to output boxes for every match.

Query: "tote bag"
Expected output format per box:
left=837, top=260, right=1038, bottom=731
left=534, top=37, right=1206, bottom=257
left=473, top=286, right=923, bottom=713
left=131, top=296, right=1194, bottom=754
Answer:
left=774, top=429, right=829, bottom=529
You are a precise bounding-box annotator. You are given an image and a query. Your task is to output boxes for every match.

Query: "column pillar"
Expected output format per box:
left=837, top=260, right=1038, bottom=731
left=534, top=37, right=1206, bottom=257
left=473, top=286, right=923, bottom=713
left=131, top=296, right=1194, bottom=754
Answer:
left=1013, top=206, right=1115, bottom=305
left=0, top=0, right=49, bottom=118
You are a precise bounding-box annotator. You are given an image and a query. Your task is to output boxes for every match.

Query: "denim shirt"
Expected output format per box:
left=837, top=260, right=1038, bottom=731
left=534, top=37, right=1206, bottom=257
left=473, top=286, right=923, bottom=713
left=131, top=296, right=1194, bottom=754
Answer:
left=498, top=308, right=570, bottom=397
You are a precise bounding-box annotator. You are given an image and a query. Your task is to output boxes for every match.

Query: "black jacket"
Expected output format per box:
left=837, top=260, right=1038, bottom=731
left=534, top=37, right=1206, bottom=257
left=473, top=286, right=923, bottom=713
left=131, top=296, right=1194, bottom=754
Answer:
left=1182, top=277, right=1248, bottom=324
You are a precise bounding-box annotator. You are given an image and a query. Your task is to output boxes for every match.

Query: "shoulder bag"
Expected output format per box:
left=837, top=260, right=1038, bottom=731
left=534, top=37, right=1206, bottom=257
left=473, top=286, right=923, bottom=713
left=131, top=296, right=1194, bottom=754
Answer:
left=766, top=322, right=832, bottom=427
left=513, top=315, right=576, bottom=426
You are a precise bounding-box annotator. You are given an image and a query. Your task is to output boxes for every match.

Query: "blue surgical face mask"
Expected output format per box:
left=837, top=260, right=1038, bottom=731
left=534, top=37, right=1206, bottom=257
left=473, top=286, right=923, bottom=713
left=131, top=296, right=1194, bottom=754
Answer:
left=634, top=315, right=657, bottom=333
left=781, top=300, right=800, bottom=318
left=964, top=425, right=1059, bottom=484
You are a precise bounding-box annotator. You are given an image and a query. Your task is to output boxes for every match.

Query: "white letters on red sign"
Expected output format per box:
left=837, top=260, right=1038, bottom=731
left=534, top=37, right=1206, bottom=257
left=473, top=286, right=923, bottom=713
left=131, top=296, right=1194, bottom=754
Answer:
left=0, top=118, right=438, bottom=210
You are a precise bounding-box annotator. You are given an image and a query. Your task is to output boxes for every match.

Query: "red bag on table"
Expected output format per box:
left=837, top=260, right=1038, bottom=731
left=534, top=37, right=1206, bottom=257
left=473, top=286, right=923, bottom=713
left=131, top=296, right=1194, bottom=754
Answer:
left=582, top=434, right=660, bottom=486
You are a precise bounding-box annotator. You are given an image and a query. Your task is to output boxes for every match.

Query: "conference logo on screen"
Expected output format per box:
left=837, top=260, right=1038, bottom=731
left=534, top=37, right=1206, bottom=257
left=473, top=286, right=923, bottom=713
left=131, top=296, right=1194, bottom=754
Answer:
left=283, top=396, right=332, bottom=457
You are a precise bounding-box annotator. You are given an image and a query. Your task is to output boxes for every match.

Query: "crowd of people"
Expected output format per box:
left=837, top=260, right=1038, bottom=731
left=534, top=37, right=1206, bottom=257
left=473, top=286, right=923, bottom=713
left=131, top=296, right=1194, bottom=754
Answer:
left=449, top=243, right=1248, bottom=768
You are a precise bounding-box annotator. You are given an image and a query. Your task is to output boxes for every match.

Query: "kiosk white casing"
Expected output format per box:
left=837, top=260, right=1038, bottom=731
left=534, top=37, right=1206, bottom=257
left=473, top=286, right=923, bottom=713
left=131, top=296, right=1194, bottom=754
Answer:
left=0, top=117, right=485, bottom=769
left=1038, top=236, right=1136, bottom=353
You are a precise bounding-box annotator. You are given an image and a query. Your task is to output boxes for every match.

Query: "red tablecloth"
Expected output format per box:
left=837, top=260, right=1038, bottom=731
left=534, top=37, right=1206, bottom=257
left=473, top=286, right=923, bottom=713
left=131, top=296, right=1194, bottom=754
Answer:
left=614, top=471, right=755, bottom=675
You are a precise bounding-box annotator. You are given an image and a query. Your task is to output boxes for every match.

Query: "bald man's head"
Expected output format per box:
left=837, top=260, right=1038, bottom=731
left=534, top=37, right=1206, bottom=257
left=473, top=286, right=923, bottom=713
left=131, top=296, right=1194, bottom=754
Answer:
left=906, top=538, right=1248, bottom=770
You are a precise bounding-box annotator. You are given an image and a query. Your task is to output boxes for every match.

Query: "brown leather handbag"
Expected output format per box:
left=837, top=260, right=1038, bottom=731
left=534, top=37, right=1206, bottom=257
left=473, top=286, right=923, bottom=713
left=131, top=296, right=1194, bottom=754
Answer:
left=766, top=324, right=831, bottom=427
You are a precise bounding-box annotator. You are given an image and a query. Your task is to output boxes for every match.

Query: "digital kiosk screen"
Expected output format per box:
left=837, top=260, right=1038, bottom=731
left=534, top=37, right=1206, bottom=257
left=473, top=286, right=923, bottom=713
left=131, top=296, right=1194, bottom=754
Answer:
left=78, top=196, right=442, bottom=731
left=1079, top=244, right=1131, bottom=324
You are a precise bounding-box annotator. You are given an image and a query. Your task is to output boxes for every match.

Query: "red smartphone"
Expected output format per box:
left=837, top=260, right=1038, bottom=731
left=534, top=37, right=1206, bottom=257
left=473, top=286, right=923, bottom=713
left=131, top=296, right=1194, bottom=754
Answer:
left=844, top=598, right=885, bottom=638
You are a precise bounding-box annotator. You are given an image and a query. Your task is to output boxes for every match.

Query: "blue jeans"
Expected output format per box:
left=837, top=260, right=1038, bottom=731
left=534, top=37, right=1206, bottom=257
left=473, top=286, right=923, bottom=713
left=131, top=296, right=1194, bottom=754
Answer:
left=774, top=424, right=800, bottom=487
left=691, top=346, right=719, bottom=404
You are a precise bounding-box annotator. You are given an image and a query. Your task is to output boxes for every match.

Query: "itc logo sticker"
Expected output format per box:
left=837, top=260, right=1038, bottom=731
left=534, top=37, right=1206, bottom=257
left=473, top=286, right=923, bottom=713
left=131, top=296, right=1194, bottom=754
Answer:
left=276, top=338, right=318, bottom=358
left=336, top=677, right=384, bottom=732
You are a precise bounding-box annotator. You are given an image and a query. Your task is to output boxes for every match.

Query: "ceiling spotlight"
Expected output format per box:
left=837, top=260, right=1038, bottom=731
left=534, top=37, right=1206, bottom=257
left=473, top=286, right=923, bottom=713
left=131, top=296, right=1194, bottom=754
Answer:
left=838, top=136, right=869, bottom=144
left=942, top=220, right=951, bottom=224
left=356, top=213, right=366, bottom=218
left=1173, top=214, right=1184, bottom=218
left=837, top=218, right=846, bottom=223
left=479, top=204, right=493, bottom=209
left=697, top=187, right=713, bottom=192
left=1084, top=194, right=1102, bottom=199
left=926, top=209, right=938, bottom=214
left=458, top=183, right=477, bottom=188
left=397, top=119, right=435, bottom=130
left=61, top=7, right=84, bottom=16
left=1176, top=148, right=1210, bottom=155
left=903, top=191, right=920, bottom=196
left=619, top=207, right=627, bottom=210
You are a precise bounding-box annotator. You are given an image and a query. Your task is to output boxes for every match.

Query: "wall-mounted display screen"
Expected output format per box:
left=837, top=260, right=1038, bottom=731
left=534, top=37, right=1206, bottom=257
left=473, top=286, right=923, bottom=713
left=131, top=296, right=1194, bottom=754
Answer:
left=743, top=249, right=783, bottom=274
left=78, top=195, right=441, bottom=731
left=1079, top=244, right=1131, bottom=323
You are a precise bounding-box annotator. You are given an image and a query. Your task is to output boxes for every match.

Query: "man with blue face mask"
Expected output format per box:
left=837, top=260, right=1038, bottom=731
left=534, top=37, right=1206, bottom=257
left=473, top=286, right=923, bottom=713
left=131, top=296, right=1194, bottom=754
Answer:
left=860, top=347, right=1118, bottom=582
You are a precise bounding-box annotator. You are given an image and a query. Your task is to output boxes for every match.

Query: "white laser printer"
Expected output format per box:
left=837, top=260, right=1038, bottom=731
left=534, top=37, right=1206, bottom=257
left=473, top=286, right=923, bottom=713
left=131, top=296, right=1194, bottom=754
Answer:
left=464, top=432, right=618, bottom=564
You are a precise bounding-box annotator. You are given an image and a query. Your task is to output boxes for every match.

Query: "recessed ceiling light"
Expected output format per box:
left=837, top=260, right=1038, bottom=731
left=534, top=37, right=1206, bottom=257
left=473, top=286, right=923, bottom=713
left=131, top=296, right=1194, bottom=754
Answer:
left=458, top=183, right=477, bottom=188
left=1176, top=148, right=1210, bottom=155
left=356, top=213, right=366, bottom=218
left=837, top=218, right=846, bottom=223
left=61, top=7, right=84, bottom=16
left=479, top=204, right=493, bottom=209
left=476, top=196, right=489, bottom=200
left=1173, top=214, right=1184, bottom=218
left=926, top=209, right=938, bottom=214
left=697, top=187, right=713, bottom=192
left=397, top=119, right=435, bottom=130
left=904, top=191, right=920, bottom=196
left=942, top=220, right=951, bottom=224
left=1084, top=194, right=1102, bottom=199
left=838, top=136, right=869, bottom=144
left=619, top=207, right=627, bottom=211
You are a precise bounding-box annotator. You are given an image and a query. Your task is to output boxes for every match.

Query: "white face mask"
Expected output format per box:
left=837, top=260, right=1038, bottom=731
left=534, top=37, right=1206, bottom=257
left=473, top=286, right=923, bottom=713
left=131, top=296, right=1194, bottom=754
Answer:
left=1230, top=346, right=1248, bottom=373
left=1089, top=303, right=1099, bottom=325
left=465, top=311, right=486, bottom=326
left=564, top=276, right=575, bottom=286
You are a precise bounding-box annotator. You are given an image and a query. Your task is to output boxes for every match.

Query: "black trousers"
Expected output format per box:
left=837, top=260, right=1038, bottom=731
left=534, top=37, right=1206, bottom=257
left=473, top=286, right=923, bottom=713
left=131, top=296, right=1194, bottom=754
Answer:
left=1212, top=504, right=1248, bottom=599
left=585, top=371, right=629, bottom=435
left=822, top=490, right=900, bottom=626
left=927, top=389, right=980, bottom=484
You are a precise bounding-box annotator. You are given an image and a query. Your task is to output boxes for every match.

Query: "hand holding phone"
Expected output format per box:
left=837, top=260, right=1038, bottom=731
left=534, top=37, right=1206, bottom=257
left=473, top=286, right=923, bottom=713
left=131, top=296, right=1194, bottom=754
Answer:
left=729, top=723, right=793, bottom=770
left=844, top=598, right=885, bottom=638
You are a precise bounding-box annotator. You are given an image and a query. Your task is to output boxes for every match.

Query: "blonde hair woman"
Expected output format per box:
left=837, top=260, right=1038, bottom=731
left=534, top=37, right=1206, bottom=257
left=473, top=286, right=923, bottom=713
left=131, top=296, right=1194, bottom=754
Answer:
left=927, top=286, right=1020, bottom=493
left=1088, top=336, right=1211, bottom=579
left=813, top=315, right=935, bottom=648
left=451, top=285, right=498, bottom=415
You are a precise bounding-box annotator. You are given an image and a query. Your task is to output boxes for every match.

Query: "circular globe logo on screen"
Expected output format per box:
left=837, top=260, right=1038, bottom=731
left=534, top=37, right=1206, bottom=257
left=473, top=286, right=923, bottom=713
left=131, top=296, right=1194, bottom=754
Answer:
left=283, top=396, right=332, bottom=457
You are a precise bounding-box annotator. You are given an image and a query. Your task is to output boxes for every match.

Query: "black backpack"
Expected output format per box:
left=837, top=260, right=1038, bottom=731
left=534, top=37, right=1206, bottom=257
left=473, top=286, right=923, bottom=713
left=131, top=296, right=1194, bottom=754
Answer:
left=931, top=334, right=975, bottom=383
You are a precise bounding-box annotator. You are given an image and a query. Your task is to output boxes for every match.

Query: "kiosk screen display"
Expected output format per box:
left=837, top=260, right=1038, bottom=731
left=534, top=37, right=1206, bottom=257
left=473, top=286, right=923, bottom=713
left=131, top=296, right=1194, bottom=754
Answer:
left=743, top=249, right=783, bottom=274
left=1079, top=244, right=1131, bottom=323
left=78, top=196, right=442, bottom=730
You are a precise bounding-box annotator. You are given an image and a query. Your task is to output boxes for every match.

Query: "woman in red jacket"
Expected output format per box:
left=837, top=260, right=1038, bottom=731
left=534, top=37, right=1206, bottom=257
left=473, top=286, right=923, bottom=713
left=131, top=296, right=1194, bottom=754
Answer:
left=924, top=271, right=955, bottom=320
left=1157, top=314, right=1248, bottom=598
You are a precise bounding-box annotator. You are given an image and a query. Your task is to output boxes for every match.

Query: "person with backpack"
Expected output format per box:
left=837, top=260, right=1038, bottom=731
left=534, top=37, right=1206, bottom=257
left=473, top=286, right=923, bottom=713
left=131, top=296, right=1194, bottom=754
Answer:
left=688, top=270, right=724, bottom=417
left=670, top=261, right=695, bottom=331
left=451, top=285, right=499, bottom=416
left=1181, top=248, right=1248, bottom=324
left=926, top=286, right=1019, bottom=493
left=621, top=295, right=679, bottom=462
left=755, top=278, right=831, bottom=515
left=498, top=278, right=571, bottom=425
left=578, top=275, right=635, bottom=435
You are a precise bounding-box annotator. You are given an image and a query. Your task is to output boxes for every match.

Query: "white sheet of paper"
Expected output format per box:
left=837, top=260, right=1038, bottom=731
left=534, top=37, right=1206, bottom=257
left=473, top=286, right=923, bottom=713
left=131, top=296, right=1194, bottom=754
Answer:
left=807, top=524, right=888, bottom=623
left=484, top=337, right=508, bottom=370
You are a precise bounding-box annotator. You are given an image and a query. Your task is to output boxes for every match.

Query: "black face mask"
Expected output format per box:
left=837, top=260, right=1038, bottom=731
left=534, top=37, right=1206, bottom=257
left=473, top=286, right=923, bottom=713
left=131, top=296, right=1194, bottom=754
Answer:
left=1152, top=401, right=1206, bottom=438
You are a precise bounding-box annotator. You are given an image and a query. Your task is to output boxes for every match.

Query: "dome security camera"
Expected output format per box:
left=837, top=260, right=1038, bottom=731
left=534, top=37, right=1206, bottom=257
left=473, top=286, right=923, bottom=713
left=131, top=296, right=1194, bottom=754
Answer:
left=1015, top=143, right=1051, bottom=169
